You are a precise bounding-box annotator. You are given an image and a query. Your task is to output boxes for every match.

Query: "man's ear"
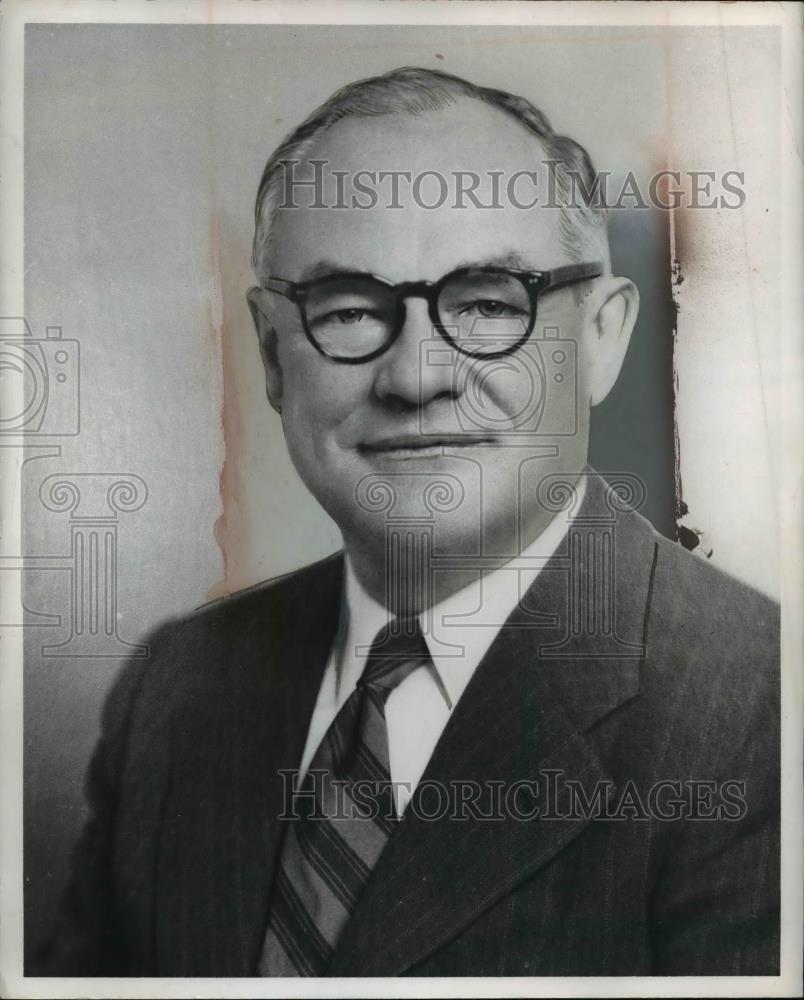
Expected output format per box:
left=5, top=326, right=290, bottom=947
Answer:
left=246, top=286, right=283, bottom=414
left=586, top=277, right=640, bottom=406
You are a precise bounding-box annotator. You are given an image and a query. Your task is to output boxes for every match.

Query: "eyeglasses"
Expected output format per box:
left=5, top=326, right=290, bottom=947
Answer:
left=257, top=261, right=602, bottom=363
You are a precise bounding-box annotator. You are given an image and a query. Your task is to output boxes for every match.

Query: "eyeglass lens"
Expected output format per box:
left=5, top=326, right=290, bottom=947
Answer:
left=303, top=272, right=533, bottom=360
left=437, top=272, right=531, bottom=355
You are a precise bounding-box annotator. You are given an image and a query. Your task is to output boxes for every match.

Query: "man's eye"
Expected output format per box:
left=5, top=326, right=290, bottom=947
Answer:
left=459, top=299, right=524, bottom=318
left=328, top=308, right=367, bottom=324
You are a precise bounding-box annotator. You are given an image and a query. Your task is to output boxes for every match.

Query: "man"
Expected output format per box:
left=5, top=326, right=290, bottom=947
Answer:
left=40, top=67, right=779, bottom=977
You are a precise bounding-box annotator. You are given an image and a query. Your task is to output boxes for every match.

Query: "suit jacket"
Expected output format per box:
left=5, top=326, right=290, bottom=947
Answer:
left=37, top=472, right=780, bottom=977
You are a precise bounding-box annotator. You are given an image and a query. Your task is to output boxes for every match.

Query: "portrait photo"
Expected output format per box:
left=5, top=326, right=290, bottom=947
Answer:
left=1, top=3, right=801, bottom=998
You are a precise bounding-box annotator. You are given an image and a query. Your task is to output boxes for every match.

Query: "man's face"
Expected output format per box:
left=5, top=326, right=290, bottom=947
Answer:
left=253, top=101, right=632, bottom=586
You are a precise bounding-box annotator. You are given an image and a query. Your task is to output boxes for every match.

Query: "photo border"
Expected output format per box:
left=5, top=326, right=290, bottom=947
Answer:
left=1, top=2, right=800, bottom=998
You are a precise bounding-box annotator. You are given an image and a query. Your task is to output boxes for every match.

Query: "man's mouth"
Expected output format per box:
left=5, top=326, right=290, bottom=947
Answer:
left=358, top=434, right=498, bottom=457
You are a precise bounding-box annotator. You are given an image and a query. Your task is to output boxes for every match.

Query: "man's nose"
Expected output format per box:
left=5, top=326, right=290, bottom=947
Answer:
left=372, top=298, right=457, bottom=407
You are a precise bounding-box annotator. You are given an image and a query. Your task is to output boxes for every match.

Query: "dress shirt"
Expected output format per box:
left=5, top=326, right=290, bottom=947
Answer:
left=298, top=477, right=586, bottom=815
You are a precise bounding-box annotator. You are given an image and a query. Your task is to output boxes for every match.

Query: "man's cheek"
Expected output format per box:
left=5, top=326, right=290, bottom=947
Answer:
left=282, top=384, right=340, bottom=464
left=482, top=342, right=581, bottom=436
left=480, top=364, right=543, bottom=429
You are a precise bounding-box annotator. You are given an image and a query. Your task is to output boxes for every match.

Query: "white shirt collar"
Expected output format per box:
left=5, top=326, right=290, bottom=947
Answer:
left=338, top=475, right=586, bottom=711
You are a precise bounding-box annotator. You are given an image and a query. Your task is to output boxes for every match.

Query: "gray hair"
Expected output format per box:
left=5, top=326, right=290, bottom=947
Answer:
left=252, top=67, right=608, bottom=282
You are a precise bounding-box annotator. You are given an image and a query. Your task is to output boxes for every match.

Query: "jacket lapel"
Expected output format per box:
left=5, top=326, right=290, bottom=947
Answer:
left=157, top=555, right=343, bottom=976
left=328, top=474, right=657, bottom=976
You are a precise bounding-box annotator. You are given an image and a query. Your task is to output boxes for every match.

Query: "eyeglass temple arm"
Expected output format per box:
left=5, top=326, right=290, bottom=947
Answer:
left=261, top=277, right=300, bottom=301
left=541, top=261, right=604, bottom=291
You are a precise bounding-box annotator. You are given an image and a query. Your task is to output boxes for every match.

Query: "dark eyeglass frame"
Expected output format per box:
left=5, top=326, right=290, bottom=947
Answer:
left=257, top=261, right=603, bottom=363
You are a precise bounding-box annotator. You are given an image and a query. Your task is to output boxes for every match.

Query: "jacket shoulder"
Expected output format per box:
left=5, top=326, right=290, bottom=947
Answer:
left=115, top=551, right=343, bottom=718
left=186, top=549, right=343, bottom=624
left=634, top=528, right=780, bottom=772
left=147, top=550, right=343, bottom=648
left=649, top=530, right=779, bottom=658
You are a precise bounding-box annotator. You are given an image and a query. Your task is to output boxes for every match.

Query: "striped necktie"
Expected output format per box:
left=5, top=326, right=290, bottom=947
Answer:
left=258, top=617, right=432, bottom=976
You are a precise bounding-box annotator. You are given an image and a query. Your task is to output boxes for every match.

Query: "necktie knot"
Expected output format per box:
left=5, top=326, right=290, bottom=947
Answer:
left=358, top=618, right=431, bottom=697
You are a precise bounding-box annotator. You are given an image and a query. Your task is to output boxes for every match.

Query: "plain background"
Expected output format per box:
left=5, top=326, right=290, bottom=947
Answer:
left=21, top=24, right=780, bottom=966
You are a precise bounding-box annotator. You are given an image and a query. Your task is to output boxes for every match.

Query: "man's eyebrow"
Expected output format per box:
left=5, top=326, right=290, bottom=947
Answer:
left=295, top=252, right=538, bottom=284
left=451, top=251, right=535, bottom=271
left=297, top=260, right=361, bottom=283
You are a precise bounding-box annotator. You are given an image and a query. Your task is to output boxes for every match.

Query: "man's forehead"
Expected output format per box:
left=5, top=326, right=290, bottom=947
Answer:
left=311, top=99, right=543, bottom=164
left=296, top=102, right=553, bottom=196
left=268, top=103, right=568, bottom=281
